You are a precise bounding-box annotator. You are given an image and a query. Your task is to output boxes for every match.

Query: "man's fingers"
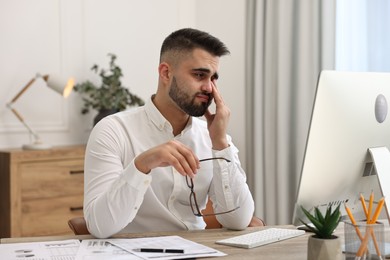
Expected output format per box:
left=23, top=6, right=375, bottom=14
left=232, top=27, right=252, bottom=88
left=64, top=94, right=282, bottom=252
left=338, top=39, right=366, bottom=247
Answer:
left=134, top=140, right=201, bottom=177
left=211, top=81, right=224, bottom=105
left=169, top=151, right=198, bottom=178
left=203, top=109, right=213, bottom=123
left=175, top=142, right=199, bottom=170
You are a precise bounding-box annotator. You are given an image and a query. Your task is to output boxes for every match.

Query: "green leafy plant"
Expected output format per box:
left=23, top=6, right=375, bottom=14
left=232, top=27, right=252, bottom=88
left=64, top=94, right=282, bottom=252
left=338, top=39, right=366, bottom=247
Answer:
left=300, top=204, right=341, bottom=239
left=74, top=53, right=144, bottom=115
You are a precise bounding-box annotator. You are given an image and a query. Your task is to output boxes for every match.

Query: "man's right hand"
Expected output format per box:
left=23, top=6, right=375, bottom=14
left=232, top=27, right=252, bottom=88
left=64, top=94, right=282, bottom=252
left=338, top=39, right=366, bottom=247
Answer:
left=134, top=140, right=200, bottom=178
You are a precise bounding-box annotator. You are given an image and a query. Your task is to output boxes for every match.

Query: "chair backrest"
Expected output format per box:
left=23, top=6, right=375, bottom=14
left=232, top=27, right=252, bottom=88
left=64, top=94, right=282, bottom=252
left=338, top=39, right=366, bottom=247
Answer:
left=68, top=200, right=265, bottom=235
left=202, top=199, right=223, bottom=228
left=68, top=216, right=90, bottom=235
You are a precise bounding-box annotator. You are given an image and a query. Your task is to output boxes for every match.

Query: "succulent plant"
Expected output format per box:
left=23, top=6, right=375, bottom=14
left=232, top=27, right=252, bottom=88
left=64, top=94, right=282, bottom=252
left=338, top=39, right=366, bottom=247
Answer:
left=300, top=204, right=341, bottom=239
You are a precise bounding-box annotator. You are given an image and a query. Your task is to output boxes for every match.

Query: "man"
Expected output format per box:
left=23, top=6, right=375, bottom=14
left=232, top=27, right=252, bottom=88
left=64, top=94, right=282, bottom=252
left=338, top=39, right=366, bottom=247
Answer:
left=84, top=28, right=255, bottom=238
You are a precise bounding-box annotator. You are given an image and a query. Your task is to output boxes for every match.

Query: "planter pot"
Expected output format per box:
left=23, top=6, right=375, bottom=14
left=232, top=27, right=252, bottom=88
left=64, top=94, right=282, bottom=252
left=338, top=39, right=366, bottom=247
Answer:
left=94, top=109, right=119, bottom=126
left=307, top=235, right=342, bottom=260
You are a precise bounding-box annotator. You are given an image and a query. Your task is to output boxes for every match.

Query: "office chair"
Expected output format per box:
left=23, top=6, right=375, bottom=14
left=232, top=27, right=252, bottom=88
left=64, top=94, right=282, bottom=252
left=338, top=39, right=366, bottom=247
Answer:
left=68, top=216, right=90, bottom=235
left=68, top=201, right=265, bottom=235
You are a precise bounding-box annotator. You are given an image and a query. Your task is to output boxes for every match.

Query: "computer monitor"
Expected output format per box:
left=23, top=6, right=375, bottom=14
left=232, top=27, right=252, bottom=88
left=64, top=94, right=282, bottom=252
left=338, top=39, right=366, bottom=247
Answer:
left=292, top=70, right=390, bottom=226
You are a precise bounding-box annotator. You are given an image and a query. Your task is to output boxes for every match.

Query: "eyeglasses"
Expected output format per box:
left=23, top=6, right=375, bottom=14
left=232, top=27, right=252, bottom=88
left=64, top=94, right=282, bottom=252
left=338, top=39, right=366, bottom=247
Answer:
left=185, top=157, right=240, bottom=217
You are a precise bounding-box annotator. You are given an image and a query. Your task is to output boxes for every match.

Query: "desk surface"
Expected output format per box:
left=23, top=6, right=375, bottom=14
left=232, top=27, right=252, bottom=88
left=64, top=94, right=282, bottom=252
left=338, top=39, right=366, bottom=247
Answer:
left=0, top=226, right=324, bottom=259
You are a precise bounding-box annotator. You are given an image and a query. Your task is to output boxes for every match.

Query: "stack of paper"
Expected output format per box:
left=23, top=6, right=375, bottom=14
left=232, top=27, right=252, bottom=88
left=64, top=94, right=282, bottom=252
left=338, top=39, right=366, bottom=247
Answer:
left=0, top=235, right=226, bottom=260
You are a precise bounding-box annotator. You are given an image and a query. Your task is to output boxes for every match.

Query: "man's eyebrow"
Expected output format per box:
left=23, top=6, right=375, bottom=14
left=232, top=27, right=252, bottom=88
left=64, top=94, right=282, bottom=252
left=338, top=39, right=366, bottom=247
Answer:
left=192, top=68, right=210, bottom=73
left=192, top=68, right=219, bottom=79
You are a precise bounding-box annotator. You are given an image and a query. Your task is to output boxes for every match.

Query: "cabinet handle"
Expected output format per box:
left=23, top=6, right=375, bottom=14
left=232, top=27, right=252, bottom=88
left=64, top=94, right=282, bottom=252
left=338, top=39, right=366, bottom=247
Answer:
left=70, top=206, right=83, bottom=211
left=69, top=170, right=84, bottom=175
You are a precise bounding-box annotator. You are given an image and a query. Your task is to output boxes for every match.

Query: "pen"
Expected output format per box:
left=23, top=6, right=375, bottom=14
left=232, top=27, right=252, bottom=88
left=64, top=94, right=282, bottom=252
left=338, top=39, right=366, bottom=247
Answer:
left=134, top=248, right=185, bottom=253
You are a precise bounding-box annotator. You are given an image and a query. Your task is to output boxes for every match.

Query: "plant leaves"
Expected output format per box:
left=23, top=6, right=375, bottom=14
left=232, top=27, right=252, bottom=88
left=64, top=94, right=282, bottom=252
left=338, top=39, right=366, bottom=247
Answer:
left=73, top=53, right=144, bottom=114
left=300, top=204, right=341, bottom=239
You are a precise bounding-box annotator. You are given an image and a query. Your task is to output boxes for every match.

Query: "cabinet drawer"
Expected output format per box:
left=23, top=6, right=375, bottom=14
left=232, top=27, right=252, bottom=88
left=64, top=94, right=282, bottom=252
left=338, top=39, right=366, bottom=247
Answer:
left=21, top=159, right=84, bottom=200
left=21, top=195, right=84, bottom=236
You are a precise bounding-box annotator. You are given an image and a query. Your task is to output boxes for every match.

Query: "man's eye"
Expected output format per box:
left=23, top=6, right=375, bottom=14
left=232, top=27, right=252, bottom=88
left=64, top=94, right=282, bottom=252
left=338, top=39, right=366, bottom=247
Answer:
left=194, top=73, right=204, bottom=79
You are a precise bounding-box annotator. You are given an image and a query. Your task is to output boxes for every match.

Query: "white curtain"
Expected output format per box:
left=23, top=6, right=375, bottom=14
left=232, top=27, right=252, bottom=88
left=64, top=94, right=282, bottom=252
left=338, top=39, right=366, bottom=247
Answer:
left=245, top=0, right=336, bottom=225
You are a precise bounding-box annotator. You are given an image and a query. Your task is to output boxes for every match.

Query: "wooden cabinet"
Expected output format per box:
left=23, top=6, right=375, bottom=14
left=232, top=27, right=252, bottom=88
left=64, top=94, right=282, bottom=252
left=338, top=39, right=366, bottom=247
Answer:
left=0, top=145, right=85, bottom=238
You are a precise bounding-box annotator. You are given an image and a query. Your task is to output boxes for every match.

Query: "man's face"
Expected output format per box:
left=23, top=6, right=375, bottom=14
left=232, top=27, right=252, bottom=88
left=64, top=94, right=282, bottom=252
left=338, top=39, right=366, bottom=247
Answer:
left=169, top=76, right=211, bottom=117
left=168, top=49, right=220, bottom=117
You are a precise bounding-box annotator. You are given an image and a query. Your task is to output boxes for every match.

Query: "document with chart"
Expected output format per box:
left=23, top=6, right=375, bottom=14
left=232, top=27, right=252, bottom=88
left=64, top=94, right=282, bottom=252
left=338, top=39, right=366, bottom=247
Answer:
left=75, top=239, right=140, bottom=260
left=108, top=235, right=226, bottom=260
left=0, top=239, right=80, bottom=260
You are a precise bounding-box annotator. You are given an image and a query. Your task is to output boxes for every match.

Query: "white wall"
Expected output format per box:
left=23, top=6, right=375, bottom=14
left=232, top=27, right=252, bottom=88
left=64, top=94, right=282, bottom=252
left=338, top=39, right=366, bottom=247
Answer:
left=0, top=0, right=247, bottom=166
left=195, top=0, right=247, bottom=167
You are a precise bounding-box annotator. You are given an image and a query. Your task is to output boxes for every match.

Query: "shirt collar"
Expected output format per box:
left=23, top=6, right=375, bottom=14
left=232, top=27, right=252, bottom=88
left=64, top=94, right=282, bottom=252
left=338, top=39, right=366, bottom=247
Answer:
left=145, top=95, right=193, bottom=133
left=145, top=95, right=169, bottom=131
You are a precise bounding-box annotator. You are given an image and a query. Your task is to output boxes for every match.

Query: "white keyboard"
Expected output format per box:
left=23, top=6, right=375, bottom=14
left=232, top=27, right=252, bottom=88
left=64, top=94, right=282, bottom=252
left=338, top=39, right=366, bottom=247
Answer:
left=215, top=228, right=305, bottom=249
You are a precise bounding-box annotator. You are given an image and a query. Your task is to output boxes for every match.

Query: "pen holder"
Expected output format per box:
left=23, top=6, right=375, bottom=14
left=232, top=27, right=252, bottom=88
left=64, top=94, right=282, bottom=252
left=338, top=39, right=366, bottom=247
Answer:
left=344, top=220, right=385, bottom=260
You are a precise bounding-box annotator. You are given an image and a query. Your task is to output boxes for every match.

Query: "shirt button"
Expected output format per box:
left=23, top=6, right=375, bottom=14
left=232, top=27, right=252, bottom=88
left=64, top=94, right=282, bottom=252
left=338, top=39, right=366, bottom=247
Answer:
left=144, top=180, right=150, bottom=185
left=224, top=185, right=229, bottom=189
left=134, top=206, right=138, bottom=210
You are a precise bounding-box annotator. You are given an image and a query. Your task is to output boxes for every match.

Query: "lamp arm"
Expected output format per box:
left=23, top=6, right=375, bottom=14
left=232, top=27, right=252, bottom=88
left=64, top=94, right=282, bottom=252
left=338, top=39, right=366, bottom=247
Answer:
left=10, top=77, right=37, bottom=103
left=6, top=103, right=41, bottom=142
left=6, top=74, right=45, bottom=144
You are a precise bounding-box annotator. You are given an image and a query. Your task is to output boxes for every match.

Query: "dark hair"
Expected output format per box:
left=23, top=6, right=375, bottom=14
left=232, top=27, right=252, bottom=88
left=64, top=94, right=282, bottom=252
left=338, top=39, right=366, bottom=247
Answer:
left=160, top=28, right=230, bottom=60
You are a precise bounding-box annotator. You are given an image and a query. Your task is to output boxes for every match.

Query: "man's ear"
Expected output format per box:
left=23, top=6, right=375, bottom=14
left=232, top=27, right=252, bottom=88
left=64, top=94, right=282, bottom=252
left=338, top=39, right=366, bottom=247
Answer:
left=158, top=62, right=171, bottom=82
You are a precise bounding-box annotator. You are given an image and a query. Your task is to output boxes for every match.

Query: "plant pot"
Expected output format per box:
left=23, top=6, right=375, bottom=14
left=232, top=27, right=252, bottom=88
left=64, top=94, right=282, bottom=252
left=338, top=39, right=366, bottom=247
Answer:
left=94, top=109, right=119, bottom=126
left=307, top=235, right=342, bottom=260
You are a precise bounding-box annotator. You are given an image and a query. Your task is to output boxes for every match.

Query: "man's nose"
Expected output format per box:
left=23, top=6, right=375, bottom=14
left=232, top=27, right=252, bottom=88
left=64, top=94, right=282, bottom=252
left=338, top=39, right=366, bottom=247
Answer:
left=201, top=79, right=213, bottom=92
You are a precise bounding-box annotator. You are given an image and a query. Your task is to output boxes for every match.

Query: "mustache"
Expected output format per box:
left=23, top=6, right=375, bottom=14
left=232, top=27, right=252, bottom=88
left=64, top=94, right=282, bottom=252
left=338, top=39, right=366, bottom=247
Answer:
left=197, top=92, right=213, bottom=99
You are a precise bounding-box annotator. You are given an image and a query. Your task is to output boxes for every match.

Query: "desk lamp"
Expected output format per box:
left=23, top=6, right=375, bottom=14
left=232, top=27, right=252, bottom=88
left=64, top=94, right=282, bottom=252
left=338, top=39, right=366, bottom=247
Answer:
left=6, top=73, right=75, bottom=150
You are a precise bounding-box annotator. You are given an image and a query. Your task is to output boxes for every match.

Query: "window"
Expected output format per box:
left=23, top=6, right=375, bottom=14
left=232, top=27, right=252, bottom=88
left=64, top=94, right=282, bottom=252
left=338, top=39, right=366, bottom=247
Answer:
left=335, top=0, right=390, bottom=72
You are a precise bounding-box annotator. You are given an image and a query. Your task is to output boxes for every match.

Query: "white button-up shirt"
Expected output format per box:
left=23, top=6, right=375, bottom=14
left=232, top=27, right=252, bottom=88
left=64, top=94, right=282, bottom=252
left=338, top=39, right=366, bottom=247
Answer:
left=84, top=97, right=255, bottom=238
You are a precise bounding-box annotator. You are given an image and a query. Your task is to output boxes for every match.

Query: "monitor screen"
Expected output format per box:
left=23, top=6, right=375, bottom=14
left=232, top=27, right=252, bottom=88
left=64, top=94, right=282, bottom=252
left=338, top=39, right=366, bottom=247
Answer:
left=292, top=70, right=390, bottom=226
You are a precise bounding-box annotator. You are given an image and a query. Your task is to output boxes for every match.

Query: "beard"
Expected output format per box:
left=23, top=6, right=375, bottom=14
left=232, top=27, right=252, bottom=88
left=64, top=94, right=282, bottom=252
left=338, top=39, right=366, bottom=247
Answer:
left=169, top=77, right=212, bottom=117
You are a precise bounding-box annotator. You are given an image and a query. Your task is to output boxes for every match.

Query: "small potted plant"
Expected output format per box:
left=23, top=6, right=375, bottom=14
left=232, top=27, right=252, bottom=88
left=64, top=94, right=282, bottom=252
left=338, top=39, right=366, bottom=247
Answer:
left=300, top=204, right=342, bottom=260
left=74, top=53, right=145, bottom=125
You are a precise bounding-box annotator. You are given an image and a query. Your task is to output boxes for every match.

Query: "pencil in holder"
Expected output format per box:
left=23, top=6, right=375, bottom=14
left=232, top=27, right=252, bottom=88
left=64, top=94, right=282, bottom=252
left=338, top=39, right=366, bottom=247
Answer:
left=344, top=220, right=384, bottom=260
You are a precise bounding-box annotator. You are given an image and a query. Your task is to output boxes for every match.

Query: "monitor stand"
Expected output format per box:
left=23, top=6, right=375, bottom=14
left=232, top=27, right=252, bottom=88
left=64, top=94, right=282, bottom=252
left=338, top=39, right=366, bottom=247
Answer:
left=368, top=147, right=390, bottom=224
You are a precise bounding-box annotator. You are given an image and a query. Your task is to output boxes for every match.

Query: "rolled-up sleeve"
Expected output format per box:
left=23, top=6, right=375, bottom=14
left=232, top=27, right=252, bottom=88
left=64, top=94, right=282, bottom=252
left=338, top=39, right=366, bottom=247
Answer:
left=210, top=145, right=255, bottom=230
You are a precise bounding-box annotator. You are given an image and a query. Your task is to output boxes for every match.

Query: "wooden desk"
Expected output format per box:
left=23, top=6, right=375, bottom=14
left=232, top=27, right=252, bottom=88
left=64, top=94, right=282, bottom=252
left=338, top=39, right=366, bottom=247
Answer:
left=1, top=226, right=311, bottom=259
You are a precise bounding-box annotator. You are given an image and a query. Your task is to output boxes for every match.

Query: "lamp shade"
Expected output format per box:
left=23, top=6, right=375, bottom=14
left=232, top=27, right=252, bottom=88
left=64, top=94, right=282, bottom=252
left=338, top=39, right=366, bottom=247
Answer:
left=44, top=74, right=75, bottom=98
